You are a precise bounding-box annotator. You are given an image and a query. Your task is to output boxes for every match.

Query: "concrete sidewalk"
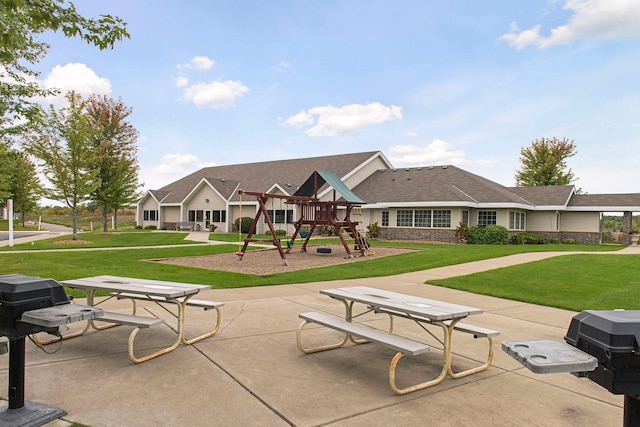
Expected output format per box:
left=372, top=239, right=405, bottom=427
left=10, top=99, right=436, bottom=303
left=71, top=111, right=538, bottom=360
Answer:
left=2, top=249, right=639, bottom=426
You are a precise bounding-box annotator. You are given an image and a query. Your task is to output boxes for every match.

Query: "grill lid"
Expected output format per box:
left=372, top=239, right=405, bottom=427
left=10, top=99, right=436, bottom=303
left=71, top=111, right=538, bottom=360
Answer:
left=0, top=274, right=69, bottom=306
left=565, top=310, right=640, bottom=355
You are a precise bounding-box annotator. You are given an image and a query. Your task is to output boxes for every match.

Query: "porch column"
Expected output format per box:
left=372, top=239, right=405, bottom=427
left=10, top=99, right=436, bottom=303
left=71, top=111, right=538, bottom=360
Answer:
left=623, top=211, right=632, bottom=246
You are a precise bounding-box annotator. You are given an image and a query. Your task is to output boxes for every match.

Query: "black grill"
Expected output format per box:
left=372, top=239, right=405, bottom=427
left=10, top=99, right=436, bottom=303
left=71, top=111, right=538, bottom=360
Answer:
left=0, top=274, right=100, bottom=426
left=565, top=310, right=640, bottom=395
left=0, top=274, right=71, bottom=338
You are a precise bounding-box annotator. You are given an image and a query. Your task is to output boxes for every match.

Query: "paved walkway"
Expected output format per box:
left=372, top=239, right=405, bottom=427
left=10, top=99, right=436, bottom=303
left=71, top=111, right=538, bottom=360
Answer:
left=0, top=232, right=638, bottom=426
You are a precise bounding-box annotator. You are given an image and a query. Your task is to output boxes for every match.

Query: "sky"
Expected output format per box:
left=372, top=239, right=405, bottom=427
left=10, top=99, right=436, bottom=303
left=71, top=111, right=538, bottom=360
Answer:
left=33, top=0, right=640, bottom=195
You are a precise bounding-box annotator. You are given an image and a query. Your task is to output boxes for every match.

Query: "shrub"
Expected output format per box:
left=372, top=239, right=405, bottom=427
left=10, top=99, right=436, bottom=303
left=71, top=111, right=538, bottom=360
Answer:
left=484, top=225, right=509, bottom=244
left=234, top=217, right=254, bottom=234
left=275, top=229, right=286, bottom=237
left=563, top=238, right=577, bottom=244
left=454, top=222, right=469, bottom=242
left=144, top=225, right=157, bottom=230
left=467, top=225, right=508, bottom=244
left=512, top=232, right=541, bottom=245
left=367, top=221, right=380, bottom=238
left=550, top=238, right=559, bottom=244
left=467, top=225, right=486, bottom=244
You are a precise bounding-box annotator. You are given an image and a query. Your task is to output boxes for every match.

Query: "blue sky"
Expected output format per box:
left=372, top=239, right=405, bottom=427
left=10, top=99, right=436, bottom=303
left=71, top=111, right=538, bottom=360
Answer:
left=34, top=0, right=640, bottom=195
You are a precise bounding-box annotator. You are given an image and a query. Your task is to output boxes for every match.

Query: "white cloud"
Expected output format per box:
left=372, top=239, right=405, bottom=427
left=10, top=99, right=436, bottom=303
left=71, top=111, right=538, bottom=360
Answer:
left=182, top=80, right=249, bottom=109
left=38, top=63, right=111, bottom=105
left=406, top=131, right=418, bottom=137
left=388, top=140, right=503, bottom=174
left=274, top=60, right=291, bottom=73
left=147, top=153, right=216, bottom=189
left=388, top=139, right=467, bottom=165
left=280, top=102, right=402, bottom=137
left=175, top=76, right=189, bottom=88
left=182, top=56, right=215, bottom=70
left=500, top=0, right=640, bottom=49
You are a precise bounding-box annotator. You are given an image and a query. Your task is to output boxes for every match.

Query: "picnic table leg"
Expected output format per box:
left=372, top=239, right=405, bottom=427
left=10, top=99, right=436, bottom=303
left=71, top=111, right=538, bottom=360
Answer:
left=127, top=301, right=183, bottom=363
left=181, top=298, right=223, bottom=345
left=446, top=332, right=495, bottom=378
left=296, top=319, right=350, bottom=353
left=389, top=322, right=450, bottom=395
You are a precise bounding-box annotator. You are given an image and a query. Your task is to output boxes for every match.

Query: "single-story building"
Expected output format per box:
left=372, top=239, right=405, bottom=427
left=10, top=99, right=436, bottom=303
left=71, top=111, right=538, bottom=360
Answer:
left=137, top=150, right=640, bottom=245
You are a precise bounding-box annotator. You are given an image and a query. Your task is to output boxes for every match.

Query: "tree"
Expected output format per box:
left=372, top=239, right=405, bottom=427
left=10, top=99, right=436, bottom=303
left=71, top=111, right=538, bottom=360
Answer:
left=0, top=142, right=10, bottom=203
left=86, top=95, right=140, bottom=231
left=0, top=0, right=129, bottom=130
left=4, top=149, right=42, bottom=225
left=515, top=137, right=577, bottom=186
left=22, top=91, right=99, bottom=239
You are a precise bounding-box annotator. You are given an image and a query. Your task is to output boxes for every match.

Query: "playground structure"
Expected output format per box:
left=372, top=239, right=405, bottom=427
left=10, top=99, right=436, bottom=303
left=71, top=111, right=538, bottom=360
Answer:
left=236, top=171, right=371, bottom=266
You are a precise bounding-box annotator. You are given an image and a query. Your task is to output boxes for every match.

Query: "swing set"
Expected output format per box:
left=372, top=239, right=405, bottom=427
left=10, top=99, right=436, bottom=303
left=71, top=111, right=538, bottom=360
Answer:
left=235, top=171, right=371, bottom=266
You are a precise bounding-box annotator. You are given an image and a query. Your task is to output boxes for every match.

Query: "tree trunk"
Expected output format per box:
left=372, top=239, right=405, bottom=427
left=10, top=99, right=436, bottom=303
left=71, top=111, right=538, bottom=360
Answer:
left=72, top=206, right=78, bottom=240
left=113, top=208, right=118, bottom=230
left=102, top=205, right=108, bottom=232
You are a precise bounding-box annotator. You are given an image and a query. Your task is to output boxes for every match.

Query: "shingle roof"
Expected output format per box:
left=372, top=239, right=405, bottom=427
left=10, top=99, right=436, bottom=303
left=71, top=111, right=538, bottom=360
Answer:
left=568, top=193, right=640, bottom=209
left=508, top=185, right=575, bottom=206
left=351, top=165, right=531, bottom=205
left=155, top=151, right=382, bottom=203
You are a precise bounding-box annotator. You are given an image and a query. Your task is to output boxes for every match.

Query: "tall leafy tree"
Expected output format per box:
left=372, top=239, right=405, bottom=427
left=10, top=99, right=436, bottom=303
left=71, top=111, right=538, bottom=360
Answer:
left=5, top=149, right=42, bottom=225
left=0, top=0, right=129, bottom=130
left=0, top=142, right=10, bottom=202
left=86, top=94, right=140, bottom=231
left=22, top=91, right=98, bottom=239
left=515, top=137, right=578, bottom=186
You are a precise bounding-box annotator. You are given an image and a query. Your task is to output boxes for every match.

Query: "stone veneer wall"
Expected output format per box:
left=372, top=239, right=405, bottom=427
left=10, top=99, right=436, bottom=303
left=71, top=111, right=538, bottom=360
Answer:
left=515, top=231, right=601, bottom=245
left=379, top=228, right=459, bottom=243
left=379, top=228, right=602, bottom=245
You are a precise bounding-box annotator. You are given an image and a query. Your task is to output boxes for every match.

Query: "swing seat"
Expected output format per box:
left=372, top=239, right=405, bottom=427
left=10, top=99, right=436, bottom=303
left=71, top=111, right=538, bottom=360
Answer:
left=299, top=231, right=309, bottom=238
left=317, top=247, right=332, bottom=254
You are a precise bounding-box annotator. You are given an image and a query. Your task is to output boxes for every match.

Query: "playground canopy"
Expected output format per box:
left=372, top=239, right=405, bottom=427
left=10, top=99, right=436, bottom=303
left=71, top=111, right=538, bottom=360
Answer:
left=293, top=171, right=365, bottom=204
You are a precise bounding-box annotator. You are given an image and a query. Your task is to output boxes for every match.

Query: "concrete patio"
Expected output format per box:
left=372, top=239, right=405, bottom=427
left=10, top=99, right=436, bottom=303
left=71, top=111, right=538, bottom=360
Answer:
left=2, top=246, right=637, bottom=426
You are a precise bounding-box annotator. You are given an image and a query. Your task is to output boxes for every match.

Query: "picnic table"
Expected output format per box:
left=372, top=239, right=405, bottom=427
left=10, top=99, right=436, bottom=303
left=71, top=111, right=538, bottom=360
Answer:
left=297, top=286, right=499, bottom=394
left=53, top=275, right=224, bottom=363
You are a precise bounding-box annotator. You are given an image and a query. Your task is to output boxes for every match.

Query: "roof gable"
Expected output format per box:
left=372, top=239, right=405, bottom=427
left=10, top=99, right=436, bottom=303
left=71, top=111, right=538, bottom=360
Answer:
left=352, top=165, right=530, bottom=206
left=153, top=151, right=383, bottom=204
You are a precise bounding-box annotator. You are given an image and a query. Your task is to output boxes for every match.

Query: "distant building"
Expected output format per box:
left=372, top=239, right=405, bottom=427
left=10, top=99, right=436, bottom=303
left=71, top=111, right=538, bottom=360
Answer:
left=137, top=151, right=640, bottom=244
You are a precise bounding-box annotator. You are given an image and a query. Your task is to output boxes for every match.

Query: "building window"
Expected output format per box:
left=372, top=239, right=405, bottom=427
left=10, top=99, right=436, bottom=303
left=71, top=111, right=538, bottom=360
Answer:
left=396, top=210, right=413, bottom=227
left=395, top=209, right=452, bottom=228
left=212, top=210, right=226, bottom=223
left=266, top=209, right=294, bottom=224
left=461, top=210, right=469, bottom=226
left=381, top=211, right=389, bottom=227
left=414, top=210, right=431, bottom=228
left=143, top=210, right=157, bottom=221
left=188, top=210, right=196, bottom=222
left=478, top=211, right=497, bottom=227
left=433, top=210, right=451, bottom=228
left=509, top=211, right=526, bottom=230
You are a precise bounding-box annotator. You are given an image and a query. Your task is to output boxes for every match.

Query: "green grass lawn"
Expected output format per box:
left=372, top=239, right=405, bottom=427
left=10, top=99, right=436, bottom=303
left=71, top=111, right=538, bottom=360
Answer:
left=0, top=230, right=199, bottom=250
left=428, top=254, right=640, bottom=311
left=0, top=220, right=38, bottom=231
left=0, top=230, right=634, bottom=309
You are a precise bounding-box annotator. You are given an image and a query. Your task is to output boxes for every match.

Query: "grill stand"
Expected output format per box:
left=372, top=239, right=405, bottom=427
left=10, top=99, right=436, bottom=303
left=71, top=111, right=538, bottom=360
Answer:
left=0, top=302, right=103, bottom=427
left=624, top=396, right=640, bottom=427
left=0, top=337, right=66, bottom=427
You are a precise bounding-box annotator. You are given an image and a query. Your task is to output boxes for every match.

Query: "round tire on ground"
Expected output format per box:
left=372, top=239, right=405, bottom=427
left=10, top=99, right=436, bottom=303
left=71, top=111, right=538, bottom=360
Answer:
left=316, top=247, right=332, bottom=254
